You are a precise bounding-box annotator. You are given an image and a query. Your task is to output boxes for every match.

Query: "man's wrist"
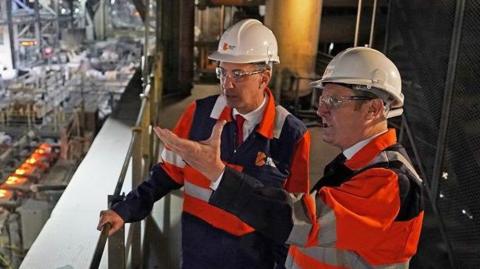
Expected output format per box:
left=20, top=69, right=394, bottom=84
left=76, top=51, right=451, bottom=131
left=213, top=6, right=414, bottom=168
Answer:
left=209, top=171, right=224, bottom=190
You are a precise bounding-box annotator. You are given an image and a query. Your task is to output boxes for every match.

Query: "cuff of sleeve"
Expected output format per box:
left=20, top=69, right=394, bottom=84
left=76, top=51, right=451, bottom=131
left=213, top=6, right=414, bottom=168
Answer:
left=111, top=203, right=130, bottom=222
left=209, top=170, right=224, bottom=190
left=209, top=167, right=246, bottom=209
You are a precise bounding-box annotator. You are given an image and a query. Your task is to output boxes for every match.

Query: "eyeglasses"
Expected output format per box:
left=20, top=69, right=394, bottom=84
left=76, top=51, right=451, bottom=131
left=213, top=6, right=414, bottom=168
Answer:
left=215, top=67, right=264, bottom=82
left=318, top=95, right=374, bottom=109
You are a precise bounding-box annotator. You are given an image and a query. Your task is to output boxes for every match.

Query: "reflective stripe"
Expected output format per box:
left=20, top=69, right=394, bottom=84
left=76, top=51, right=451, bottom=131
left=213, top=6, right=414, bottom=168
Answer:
left=273, top=105, right=290, bottom=139
left=161, top=148, right=186, bottom=168
left=289, top=246, right=410, bottom=269
left=299, top=247, right=347, bottom=268
left=184, top=181, right=212, bottom=202
left=374, top=261, right=409, bottom=269
left=209, top=95, right=227, bottom=119
left=369, top=151, right=421, bottom=182
left=316, top=197, right=337, bottom=247
left=285, top=255, right=302, bottom=269
left=183, top=193, right=255, bottom=236
left=289, top=146, right=418, bottom=268
left=286, top=195, right=313, bottom=246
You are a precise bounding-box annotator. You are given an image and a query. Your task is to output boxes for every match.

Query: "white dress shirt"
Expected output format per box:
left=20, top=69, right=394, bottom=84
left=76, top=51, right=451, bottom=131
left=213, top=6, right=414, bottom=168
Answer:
left=232, top=95, right=268, bottom=143
left=210, top=94, right=268, bottom=190
left=342, top=130, right=388, bottom=160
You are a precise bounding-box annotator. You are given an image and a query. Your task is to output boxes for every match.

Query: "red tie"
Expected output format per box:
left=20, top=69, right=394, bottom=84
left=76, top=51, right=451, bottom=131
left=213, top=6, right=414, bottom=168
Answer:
left=235, top=115, right=246, bottom=147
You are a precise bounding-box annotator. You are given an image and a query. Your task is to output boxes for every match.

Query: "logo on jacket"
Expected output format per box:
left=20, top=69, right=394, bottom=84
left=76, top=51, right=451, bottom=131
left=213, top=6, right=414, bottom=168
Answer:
left=222, top=42, right=236, bottom=51
left=255, top=152, right=277, bottom=168
left=255, top=152, right=267, bottom=166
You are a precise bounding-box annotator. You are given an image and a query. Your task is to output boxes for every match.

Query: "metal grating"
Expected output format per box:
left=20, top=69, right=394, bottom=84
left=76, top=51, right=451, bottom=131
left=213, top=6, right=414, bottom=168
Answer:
left=436, top=1, right=480, bottom=267
left=385, top=0, right=480, bottom=268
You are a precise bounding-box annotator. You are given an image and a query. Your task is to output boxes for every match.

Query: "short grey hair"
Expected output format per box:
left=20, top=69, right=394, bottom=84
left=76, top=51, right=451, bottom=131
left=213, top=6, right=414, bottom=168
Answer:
left=351, top=85, right=392, bottom=116
left=253, top=62, right=273, bottom=72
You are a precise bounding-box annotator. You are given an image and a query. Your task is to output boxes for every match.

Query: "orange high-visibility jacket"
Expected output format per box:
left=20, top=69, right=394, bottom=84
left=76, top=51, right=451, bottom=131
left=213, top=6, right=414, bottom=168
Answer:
left=112, top=88, right=310, bottom=267
left=210, top=129, right=424, bottom=269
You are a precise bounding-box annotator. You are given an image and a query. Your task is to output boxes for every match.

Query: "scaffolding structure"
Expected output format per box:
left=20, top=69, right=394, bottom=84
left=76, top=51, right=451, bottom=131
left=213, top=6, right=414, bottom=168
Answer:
left=0, top=0, right=76, bottom=69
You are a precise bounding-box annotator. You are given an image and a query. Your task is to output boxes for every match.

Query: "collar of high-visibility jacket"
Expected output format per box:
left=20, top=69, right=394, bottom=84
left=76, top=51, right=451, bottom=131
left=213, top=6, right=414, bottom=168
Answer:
left=344, top=129, right=396, bottom=170
left=232, top=94, right=267, bottom=141
left=343, top=130, right=388, bottom=160
left=215, top=88, right=277, bottom=139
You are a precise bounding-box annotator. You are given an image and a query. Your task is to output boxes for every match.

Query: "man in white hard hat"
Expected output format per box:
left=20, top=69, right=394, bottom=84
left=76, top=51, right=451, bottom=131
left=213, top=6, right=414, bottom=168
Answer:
left=155, top=47, right=425, bottom=269
left=98, top=19, right=311, bottom=269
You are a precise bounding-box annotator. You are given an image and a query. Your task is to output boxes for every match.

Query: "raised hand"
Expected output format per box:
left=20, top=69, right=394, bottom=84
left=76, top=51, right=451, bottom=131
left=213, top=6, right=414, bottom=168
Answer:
left=154, top=120, right=226, bottom=181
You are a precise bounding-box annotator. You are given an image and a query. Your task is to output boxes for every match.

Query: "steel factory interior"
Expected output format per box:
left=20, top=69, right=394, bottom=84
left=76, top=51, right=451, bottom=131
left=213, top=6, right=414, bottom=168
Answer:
left=0, top=0, right=478, bottom=268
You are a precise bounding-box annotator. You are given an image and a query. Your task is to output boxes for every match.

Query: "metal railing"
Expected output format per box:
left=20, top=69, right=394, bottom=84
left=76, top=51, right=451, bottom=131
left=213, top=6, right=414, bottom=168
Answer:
left=89, top=48, right=163, bottom=268
left=89, top=0, right=161, bottom=266
left=90, top=77, right=156, bottom=268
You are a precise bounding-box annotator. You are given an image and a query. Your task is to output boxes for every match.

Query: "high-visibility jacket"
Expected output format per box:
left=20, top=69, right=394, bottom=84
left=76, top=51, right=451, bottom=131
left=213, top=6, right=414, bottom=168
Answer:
left=209, top=129, right=424, bottom=269
left=113, top=88, right=310, bottom=268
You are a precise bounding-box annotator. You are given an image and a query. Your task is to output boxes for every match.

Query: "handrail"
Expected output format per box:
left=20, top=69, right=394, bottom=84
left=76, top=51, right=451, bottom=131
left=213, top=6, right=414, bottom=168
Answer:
left=90, top=223, right=111, bottom=268
left=89, top=82, right=152, bottom=269
left=113, top=84, right=151, bottom=197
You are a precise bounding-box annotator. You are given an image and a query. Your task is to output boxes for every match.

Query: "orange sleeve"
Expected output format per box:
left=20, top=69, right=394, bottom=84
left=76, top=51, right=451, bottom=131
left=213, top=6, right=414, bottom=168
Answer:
left=172, top=101, right=196, bottom=138
left=284, top=130, right=311, bottom=194
left=159, top=101, right=197, bottom=184
left=319, top=167, right=400, bottom=250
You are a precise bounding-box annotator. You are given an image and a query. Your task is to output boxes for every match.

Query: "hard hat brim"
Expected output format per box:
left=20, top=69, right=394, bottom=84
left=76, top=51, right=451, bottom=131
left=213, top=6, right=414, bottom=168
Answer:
left=208, top=51, right=280, bottom=64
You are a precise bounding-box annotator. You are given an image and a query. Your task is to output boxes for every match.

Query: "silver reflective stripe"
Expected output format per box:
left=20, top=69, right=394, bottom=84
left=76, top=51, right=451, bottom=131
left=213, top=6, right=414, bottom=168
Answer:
left=184, top=181, right=212, bottom=202
left=368, top=151, right=422, bottom=182
left=273, top=106, right=290, bottom=139
left=316, top=197, right=337, bottom=247
left=161, top=148, right=186, bottom=168
left=291, top=246, right=410, bottom=269
left=374, top=260, right=409, bottom=269
left=296, top=246, right=348, bottom=267
left=286, top=196, right=313, bottom=246
left=209, top=95, right=227, bottom=119
left=350, top=253, right=410, bottom=269
left=285, top=254, right=302, bottom=269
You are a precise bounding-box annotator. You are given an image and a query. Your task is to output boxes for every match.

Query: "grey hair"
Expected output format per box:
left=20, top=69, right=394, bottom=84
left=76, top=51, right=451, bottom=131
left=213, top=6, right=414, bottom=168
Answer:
left=351, top=86, right=392, bottom=117
left=254, top=62, right=273, bottom=72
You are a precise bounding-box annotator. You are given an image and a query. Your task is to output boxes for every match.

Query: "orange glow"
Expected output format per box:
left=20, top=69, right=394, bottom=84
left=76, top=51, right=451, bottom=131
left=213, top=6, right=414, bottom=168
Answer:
left=20, top=40, right=37, bottom=47
left=6, top=143, right=54, bottom=186
left=0, top=189, right=12, bottom=199
left=15, top=168, right=26, bottom=175
left=27, top=157, right=38, bottom=164
left=39, top=143, right=51, bottom=151
left=6, top=176, right=28, bottom=185
left=15, top=163, right=36, bottom=176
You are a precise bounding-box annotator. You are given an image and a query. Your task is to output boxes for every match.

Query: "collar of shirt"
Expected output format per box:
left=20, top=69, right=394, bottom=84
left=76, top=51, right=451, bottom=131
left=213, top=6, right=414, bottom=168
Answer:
left=343, top=130, right=388, bottom=160
left=232, top=94, right=268, bottom=141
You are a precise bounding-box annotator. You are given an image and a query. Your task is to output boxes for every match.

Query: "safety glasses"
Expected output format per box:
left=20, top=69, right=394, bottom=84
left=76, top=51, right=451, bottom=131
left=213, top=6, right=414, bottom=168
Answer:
left=215, top=67, right=264, bottom=82
left=318, top=95, right=374, bottom=110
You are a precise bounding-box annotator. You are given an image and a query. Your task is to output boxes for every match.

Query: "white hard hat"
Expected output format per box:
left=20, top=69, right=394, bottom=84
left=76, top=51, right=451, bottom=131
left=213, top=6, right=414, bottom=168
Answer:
left=208, top=19, right=280, bottom=64
left=311, top=47, right=404, bottom=118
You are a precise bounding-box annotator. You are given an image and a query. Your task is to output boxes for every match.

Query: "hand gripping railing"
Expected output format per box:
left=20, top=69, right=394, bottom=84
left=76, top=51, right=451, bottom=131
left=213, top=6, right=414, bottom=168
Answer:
left=89, top=79, right=157, bottom=269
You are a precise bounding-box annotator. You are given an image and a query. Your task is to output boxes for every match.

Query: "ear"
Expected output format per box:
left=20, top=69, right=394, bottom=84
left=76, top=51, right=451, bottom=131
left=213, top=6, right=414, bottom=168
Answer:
left=366, top=99, right=384, bottom=120
left=260, top=69, right=272, bottom=87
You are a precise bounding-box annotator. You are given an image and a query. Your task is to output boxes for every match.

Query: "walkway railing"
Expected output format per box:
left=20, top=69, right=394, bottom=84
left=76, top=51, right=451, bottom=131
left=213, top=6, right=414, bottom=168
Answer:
left=89, top=47, right=163, bottom=268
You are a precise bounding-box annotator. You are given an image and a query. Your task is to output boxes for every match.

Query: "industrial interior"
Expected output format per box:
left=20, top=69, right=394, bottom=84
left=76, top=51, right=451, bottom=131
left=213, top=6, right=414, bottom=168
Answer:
left=0, top=0, right=478, bottom=268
